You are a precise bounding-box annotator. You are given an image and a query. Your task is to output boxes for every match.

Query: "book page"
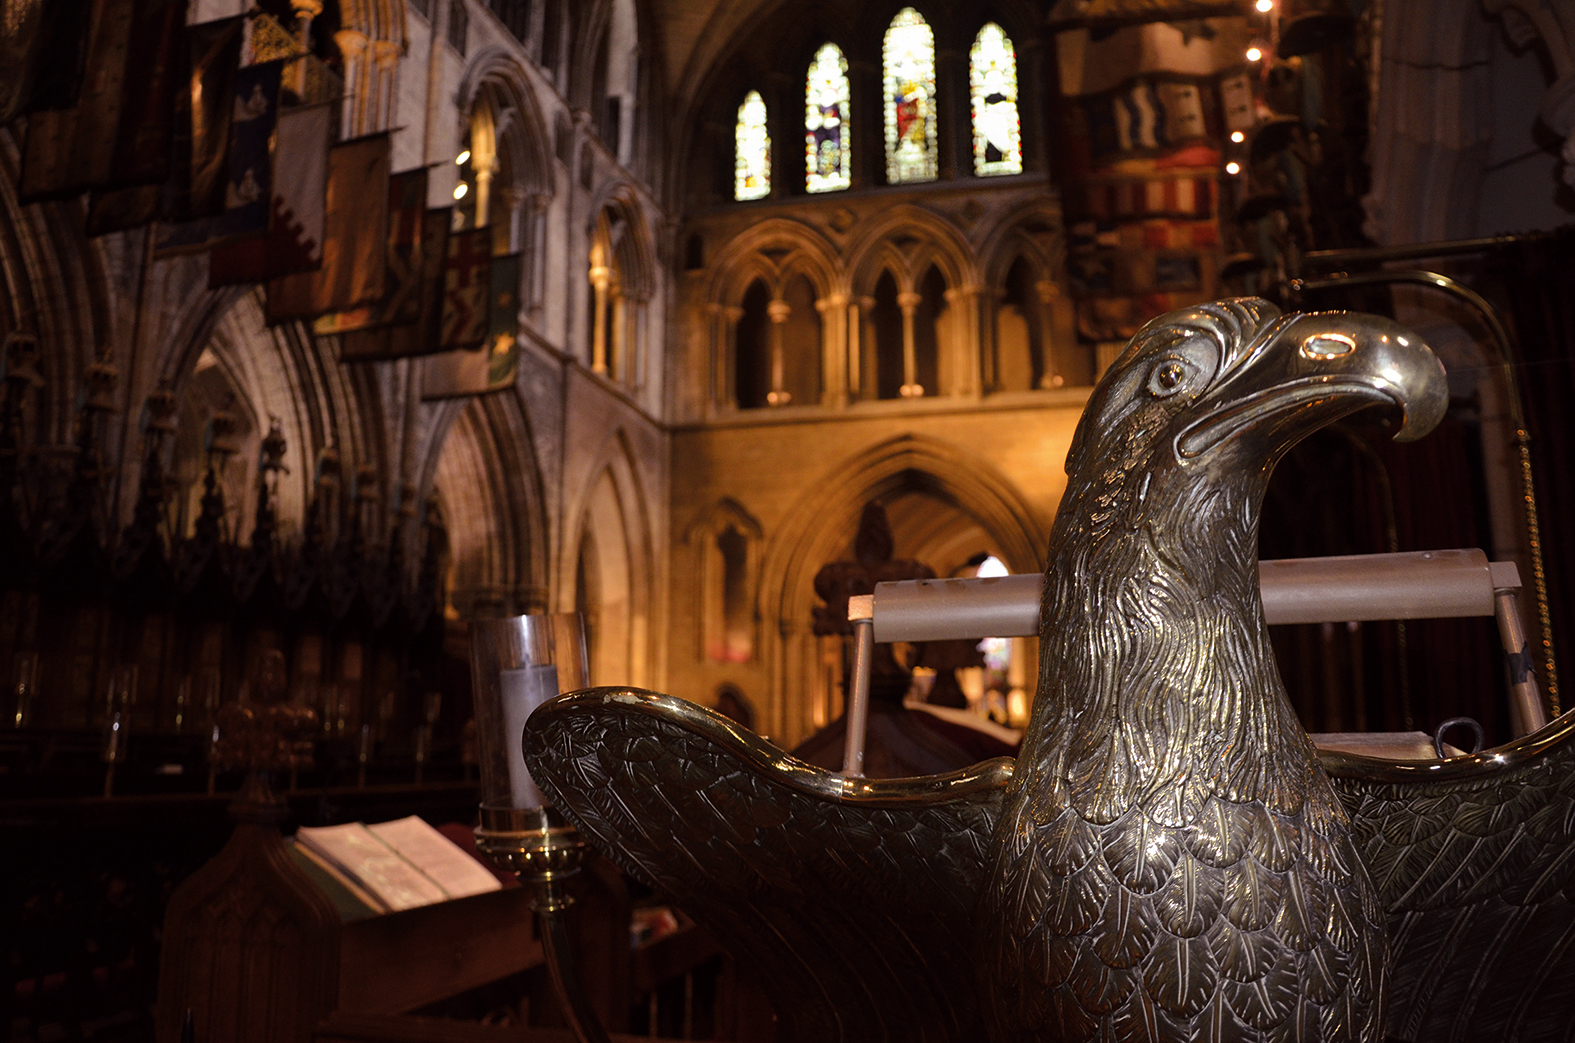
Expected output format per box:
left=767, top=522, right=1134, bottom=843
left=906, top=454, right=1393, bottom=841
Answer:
left=367, top=815, right=502, bottom=900
left=295, top=822, right=448, bottom=912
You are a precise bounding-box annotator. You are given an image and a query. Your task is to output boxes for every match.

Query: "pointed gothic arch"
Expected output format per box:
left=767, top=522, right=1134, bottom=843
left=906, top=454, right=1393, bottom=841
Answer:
left=754, top=431, right=1049, bottom=743
left=562, top=428, right=657, bottom=688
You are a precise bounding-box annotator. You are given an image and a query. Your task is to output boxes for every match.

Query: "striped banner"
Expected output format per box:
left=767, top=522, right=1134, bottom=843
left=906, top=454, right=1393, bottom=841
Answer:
left=1082, top=176, right=1215, bottom=220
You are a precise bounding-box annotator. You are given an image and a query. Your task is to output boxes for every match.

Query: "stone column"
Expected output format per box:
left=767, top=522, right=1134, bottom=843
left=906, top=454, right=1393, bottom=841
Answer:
left=897, top=290, right=923, bottom=397
left=473, top=155, right=497, bottom=230
left=815, top=292, right=849, bottom=408
left=291, top=0, right=322, bottom=48
left=1035, top=279, right=1062, bottom=388
left=495, top=185, right=526, bottom=254
left=334, top=29, right=369, bottom=137
left=589, top=265, right=611, bottom=374
left=373, top=39, right=402, bottom=134
left=850, top=296, right=873, bottom=399
left=944, top=284, right=982, bottom=398
left=718, top=304, right=744, bottom=408
left=610, top=286, right=628, bottom=382
left=766, top=298, right=791, bottom=406
left=526, top=193, right=550, bottom=316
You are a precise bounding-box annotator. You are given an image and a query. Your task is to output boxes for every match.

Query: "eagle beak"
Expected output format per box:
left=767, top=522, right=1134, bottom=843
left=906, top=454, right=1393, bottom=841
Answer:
left=1175, top=311, right=1449, bottom=460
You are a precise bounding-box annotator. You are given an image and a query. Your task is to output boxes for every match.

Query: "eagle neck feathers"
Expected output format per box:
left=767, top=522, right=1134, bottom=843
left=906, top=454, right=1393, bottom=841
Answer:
left=1022, top=465, right=1318, bottom=829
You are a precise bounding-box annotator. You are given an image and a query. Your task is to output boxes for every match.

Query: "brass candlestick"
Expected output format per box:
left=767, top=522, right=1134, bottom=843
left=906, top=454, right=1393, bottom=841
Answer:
left=473, top=806, right=607, bottom=1043
left=467, top=612, right=606, bottom=1043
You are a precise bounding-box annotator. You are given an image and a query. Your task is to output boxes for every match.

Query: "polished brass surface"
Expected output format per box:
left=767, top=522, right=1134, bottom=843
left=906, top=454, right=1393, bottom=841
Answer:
left=982, top=298, right=1424, bottom=1042
left=473, top=825, right=586, bottom=893
left=525, top=688, right=1012, bottom=1041
left=471, top=822, right=609, bottom=1043
left=1295, top=268, right=1559, bottom=714
left=524, top=299, right=1574, bottom=1041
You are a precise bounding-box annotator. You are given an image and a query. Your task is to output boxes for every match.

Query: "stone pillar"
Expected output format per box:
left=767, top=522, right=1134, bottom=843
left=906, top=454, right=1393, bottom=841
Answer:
left=610, top=287, right=628, bottom=382
left=815, top=292, right=849, bottom=408
left=1035, top=279, right=1063, bottom=388
left=373, top=39, right=402, bottom=134
left=943, top=284, right=982, bottom=398
left=526, top=193, right=550, bottom=316
left=589, top=265, right=611, bottom=374
left=897, top=290, right=923, bottom=397
left=473, top=157, right=497, bottom=230
left=718, top=304, right=744, bottom=408
left=334, top=30, right=369, bottom=137
left=766, top=298, right=791, bottom=406
left=291, top=0, right=322, bottom=48
left=495, top=185, right=526, bottom=253
left=850, top=296, right=873, bottom=399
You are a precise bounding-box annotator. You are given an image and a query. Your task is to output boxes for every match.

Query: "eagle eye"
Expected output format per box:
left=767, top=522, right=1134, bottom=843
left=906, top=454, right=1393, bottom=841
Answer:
left=1147, top=359, right=1189, bottom=398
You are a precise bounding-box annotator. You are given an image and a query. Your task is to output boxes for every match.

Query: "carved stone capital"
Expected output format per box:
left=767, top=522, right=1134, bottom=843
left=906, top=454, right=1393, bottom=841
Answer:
left=334, top=28, right=368, bottom=60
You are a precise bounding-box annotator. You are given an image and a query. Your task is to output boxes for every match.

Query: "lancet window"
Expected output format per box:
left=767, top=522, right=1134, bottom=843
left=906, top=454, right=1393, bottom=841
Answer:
left=883, top=9, right=938, bottom=184
left=805, top=44, right=851, bottom=194
left=735, top=91, right=771, bottom=201
left=970, top=23, right=1022, bottom=177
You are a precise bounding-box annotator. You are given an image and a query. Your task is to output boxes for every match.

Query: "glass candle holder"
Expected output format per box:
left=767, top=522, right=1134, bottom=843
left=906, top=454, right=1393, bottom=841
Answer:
left=470, top=613, right=588, bottom=830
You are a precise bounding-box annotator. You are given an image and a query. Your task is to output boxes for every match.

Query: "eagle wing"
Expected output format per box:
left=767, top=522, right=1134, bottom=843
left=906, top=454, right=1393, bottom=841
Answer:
left=1324, top=712, right=1575, bottom=1042
left=522, top=688, right=1011, bottom=1043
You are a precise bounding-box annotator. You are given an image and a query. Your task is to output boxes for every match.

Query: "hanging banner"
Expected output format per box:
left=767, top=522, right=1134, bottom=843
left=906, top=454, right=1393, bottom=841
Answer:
left=265, top=133, right=391, bottom=321
left=207, top=102, right=332, bottom=285
left=1, top=0, right=93, bottom=119
left=154, top=60, right=283, bottom=255
left=312, top=168, right=430, bottom=335
left=18, top=0, right=138, bottom=201
left=108, top=0, right=185, bottom=186
left=338, top=208, right=452, bottom=362
left=82, top=0, right=185, bottom=235
left=159, top=16, right=246, bottom=223
left=421, top=253, right=521, bottom=399
left=438, top=227, right=492, bottom=350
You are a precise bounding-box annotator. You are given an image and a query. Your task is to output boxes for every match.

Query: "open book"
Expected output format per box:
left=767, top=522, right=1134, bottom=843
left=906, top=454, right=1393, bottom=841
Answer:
left=294, top=815, right=502, bottom=914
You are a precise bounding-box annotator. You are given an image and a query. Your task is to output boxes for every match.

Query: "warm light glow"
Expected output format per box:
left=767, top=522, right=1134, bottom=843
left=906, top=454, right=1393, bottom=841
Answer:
left=970, top=23, right=1022, bottom=177
left=734, top=90, right=771, bottom=200
left=1230, top=130, right=1246, bottom=143
left=977, top=555, right=1009, bottom=578
left=1225, top=161, right=1241, bottom=175
left=884, top=8, right=938, bottom=184
left=1255, top=0, right=1274, bottom=11
left=456, top=150, right=470, bottom=165
left=453, top=183, right=468, bottom=199
left=1246, top=47, right=1263, bottom=61
left=805, top=43, right=852, bottom=193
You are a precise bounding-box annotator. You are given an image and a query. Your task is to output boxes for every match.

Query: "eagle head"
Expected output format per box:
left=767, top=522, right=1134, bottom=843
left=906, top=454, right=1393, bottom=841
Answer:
left=1061, top=297, right=1448, bottom=535
left=1032, top=298, right=1450, bottom=825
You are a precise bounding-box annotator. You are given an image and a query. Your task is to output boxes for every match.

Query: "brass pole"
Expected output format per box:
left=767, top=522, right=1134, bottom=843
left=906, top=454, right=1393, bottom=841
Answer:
left=1294, top=269, right=1560, bottom=714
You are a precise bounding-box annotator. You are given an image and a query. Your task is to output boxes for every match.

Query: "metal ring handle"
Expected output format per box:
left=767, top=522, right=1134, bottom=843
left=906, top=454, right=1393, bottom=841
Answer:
left=1434, top=716, right=1485, bottom=758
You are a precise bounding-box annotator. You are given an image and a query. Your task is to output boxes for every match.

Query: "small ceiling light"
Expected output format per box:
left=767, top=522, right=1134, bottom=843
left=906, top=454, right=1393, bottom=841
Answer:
left=456, top=150, right=471, bottom=165
left=1225, top=161, right=1241, bottom=175
left=1255, top=0, right=1273, bottom=11
left=1246, top=46, right=1263, bottom=61
left=1230, top=130, right=1246, bottom=143
left=453, top=183, right=469, bottom=200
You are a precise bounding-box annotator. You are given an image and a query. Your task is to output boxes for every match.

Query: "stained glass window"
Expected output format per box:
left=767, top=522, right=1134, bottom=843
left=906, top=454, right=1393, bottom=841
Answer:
left=970, top=23, right=1022, bottom=176
left=883, top=8, right=937, bottom=184
left=805, top=43, right=851, bottom=193
left=735, top=90, right=770, bottom=200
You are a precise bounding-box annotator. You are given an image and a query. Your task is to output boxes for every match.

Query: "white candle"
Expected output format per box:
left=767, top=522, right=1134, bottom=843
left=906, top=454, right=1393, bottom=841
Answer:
left=499, top=664, right=560, bottom=808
